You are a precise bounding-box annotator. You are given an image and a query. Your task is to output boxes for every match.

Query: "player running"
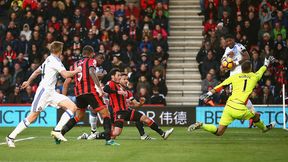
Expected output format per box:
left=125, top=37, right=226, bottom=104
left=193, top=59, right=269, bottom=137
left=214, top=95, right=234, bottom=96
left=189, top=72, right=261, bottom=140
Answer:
left=103, top=68, right=174, bottom=139
left=59, top=45, right=119, bottom=145
left=6, top=41, right=81, bottom=147
left=188, top=57, right=276, bottom=135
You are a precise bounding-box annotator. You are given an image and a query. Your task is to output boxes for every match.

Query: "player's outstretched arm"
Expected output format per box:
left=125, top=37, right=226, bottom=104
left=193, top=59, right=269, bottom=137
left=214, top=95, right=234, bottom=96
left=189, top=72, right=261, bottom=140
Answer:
left=89, top=67, right=103, bottom=96
left=21, top=68, right=41, bottom=89
left=200, top=76, right=233, bottom=101
left=62, top=78, right=72, bottom=96
left=255, top=56, right=275, bottom=81
left=60, top=67, right=81, bottom=79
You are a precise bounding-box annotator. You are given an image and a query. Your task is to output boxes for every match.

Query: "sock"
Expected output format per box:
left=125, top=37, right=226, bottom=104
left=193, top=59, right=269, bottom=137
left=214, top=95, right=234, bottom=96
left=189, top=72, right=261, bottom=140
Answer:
left=89, top=113, right=98, bottom=133
left=253, top=120, right=267, bottom=131
left=95, top=132, right=106, bottom=139
left=61, top=117, right=79, bottom=135
left=9, top=119, right=31, bottom=139
left=147, top=120, right=164, bottom=136
left=103, top=117, right=112, bottom=141
left=55, top=110, right=74, bottom=131
left=202, top=124, right=217, bottom=134
left=135, top=121, right=145, bottom=136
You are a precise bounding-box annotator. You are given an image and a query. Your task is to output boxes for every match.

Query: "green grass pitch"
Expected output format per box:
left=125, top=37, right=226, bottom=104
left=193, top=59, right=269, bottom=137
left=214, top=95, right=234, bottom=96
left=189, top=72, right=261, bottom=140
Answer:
left=0, top=127, right=288, bottom=162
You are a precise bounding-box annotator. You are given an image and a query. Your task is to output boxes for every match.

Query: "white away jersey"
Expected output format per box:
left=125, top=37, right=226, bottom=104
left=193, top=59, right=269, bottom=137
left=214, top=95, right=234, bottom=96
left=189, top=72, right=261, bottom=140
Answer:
left=222, top=43, right=246, bottom=76
left=38, top=55, right=66, bottom=89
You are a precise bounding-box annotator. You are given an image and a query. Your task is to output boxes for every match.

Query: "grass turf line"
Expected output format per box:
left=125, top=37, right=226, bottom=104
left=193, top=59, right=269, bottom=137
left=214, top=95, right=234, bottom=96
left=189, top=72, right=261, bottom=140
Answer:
left=0, top=127, right=287, bottom=162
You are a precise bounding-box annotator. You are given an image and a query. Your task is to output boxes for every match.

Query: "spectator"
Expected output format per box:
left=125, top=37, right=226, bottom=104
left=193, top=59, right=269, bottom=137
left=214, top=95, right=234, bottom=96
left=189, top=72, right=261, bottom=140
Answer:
left=101, top=8, right=115, bottom=31
left=201, top=73, right=218, bottom=94
left=86, top=10, right=100, bottom=30
left=3, top=44, right=17, bottom=63
left=201, top=50, right=219, bottom=79
left=251, top=49, right=263, bottom=72
left=152, top=24, right=167, bottom=40
left=273, top=22, right=286, bottom=40
left=20, top=23, right=32, bottom=41
left=15, top=53, right=29, bottom=70
left=219, top=86, right=230, bottom=104
left=21, top=85, right=34, bottom=103
left=259, top=85, right=275, bottom=104
left=0, top=75, right=10, bottom=93
left=152, top=45, right=168, bottom=68
left=153, top=33, right=168, bottom=52
left=151, top=77, right=167, bottom=96
left=205, top=2, right=218, bottom=22
left=154, top=9, right=168, bottom=30
left=0, top=90, right=6, bottom=103
left=136, top=87, right=151, bottom=104
left=6, top=86, right=21, bottom=103
left=11, top=63, right=25, bottom=86
left=150, top=87, right=166, bottom=105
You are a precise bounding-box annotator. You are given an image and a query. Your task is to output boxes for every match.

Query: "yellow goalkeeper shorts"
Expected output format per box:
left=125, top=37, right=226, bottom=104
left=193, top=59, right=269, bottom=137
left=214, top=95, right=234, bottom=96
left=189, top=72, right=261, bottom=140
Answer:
left=219, top=101, right=255, bottom=126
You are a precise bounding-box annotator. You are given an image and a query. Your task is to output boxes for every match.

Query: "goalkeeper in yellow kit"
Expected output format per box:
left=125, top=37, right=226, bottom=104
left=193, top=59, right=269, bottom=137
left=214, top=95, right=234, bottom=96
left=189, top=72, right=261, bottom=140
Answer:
left=188, top=57, right=276, bottom=135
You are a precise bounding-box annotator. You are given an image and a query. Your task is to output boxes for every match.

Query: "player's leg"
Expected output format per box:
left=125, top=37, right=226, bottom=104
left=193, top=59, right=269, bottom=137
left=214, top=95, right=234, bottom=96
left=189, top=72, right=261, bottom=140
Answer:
left=6, top=88, right=48, bottom=147
left=6, top=111, right=41, bottom=147
left=188, top=106, right=232, bottom=136
left=89, top=110, right=98, bottom=134
left=135, top=110, right=173, bottom=140
left=50, top=93, right=77, bottom=141
left=61, top=109, right=85, bottom=135
left=111, top=120, right=124, bottom=138
left=135, top=121, right=145, bottom=136
left=250, top=113, right=275, bottom=132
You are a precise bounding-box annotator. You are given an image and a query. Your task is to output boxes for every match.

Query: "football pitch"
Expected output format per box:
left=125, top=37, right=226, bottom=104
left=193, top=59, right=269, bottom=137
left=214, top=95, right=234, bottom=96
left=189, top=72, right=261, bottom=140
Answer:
left=0, top=127, right=288, bottom=162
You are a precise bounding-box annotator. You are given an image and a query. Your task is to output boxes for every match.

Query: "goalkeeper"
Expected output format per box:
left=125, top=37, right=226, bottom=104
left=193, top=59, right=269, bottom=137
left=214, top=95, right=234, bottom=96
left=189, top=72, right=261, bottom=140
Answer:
left=188, top=57, right=276, bottom=135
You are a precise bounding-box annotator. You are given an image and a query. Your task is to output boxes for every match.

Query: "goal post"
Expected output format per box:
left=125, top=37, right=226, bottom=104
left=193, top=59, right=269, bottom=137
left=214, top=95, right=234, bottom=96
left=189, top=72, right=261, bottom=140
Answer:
left=283, top=83, right=287, bottom=130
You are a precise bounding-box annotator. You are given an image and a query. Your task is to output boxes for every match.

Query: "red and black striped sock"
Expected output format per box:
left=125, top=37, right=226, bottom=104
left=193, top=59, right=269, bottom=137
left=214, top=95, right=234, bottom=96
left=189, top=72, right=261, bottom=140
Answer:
left=61, top=117, right=79, bottom=135
left=103, top=117, right=112, bottom=141
left=147, top=120, right=164, bottom=136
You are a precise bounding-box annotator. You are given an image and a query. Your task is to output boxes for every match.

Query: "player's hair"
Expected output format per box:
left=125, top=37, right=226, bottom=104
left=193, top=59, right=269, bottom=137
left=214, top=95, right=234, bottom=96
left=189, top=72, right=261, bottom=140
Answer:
left=50, top=41, right=64, bottom=54
left=109, top=68, right=120, bottom=77
left=82, top=45, right=94, bottom=57
left=241, top=60, right=252, bottom=73
left=225, top=34, right=235, bottom=40
left=95, top=54, right=104, bottom=59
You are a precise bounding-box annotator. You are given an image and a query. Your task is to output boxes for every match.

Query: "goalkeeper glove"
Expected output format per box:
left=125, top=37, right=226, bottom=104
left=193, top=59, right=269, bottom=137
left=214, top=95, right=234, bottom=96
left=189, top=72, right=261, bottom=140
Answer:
left=199, top=91, right=213, bottom=100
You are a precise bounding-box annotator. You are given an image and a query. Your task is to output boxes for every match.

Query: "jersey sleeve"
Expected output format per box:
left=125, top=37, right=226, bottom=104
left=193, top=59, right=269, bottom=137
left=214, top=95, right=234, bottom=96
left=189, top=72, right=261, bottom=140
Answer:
left=88, top=59, right=97, bottom=69
left=255, top=66, right=267, bottom=81
left=213, top=76, right=233, bottom=92
left=222, top=48, right=230, bottom=60
left=103, top=81, right=117, bottom=93
left=237, top=43, right=247, bottom=54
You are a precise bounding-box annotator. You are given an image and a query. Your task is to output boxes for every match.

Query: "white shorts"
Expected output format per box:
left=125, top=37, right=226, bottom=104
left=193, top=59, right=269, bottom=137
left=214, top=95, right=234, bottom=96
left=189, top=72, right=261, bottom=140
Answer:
left=246, top=99, right=255, bottom=112
left=31, top=87, right=69, bottom=112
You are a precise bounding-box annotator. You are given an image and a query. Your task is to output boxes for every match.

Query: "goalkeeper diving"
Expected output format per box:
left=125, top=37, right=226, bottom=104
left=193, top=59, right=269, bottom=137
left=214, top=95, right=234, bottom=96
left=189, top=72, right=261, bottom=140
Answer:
left=188, top=56, right=276, bottom=135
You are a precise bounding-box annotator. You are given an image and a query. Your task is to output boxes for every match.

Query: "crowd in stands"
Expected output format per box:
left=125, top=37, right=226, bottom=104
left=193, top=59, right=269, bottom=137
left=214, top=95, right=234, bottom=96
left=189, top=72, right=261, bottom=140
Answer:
left=0, top=0, right=169, bottom=105
left=198, top=0, right=288, bottom=105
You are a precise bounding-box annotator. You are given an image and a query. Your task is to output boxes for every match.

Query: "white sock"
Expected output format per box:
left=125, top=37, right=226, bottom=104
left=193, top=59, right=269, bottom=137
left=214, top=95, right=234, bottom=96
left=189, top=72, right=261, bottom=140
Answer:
left=89, top=113, right=98, bottom=132
left=9, top=119, right=31, bottom=139
left=54, top=110, right=74, bottom=131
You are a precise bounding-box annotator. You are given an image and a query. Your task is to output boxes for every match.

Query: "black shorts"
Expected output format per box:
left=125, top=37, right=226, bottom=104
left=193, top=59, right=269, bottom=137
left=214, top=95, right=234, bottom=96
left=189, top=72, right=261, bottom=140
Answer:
left=76, top=93, right=105, bottom=111
left=114, top=109, right=143, bottom=128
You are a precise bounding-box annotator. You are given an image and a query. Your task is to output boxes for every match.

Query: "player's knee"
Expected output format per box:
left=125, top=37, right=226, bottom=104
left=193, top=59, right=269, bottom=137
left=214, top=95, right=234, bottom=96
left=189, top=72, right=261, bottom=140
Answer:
left=252, top=113, right=260, bottom=122
left=140, top=115, right=149, bottom=123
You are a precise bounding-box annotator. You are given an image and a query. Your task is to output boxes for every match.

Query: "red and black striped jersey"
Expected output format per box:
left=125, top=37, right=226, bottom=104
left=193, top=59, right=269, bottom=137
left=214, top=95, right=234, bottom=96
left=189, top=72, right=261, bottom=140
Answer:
left=71, top=58, right=97, bottom=96
left=103, top=81, right=133, bottom=112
